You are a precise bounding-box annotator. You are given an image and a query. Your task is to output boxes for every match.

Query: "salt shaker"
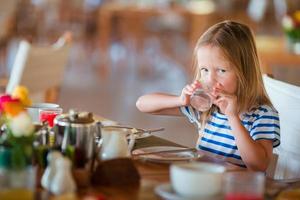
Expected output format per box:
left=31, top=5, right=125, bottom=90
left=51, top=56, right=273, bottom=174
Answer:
left=50, top=157, right=76, bottom=195
left=41, top=151, right=63, bottom=190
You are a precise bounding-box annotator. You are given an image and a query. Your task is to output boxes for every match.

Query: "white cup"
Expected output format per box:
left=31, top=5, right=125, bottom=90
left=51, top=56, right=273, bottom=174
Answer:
left=170, top=162, right=225, bottom=198
left=26, top=103, right=60, bottom=124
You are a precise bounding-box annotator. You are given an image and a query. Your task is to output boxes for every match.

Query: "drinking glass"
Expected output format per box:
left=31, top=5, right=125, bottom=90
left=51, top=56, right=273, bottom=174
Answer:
left=39, top=107, right=63, bottom=127
left=190, top=88, right=212, bottom=112
left=223, top=172, right=265, bottom=200
left=0, top=166, right=36, bottom=200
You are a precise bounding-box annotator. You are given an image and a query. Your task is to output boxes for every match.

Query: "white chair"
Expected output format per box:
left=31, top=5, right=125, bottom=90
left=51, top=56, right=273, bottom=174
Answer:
left=263, top=74, right=300, bottom=180
left=6, top=34, right=71, bottom=103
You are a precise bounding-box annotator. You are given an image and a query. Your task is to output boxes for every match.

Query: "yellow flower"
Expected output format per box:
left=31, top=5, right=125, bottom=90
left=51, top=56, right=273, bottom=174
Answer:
left=294, top=11, right=300, bottom=23
left=12, top=86, right=32, bottom=107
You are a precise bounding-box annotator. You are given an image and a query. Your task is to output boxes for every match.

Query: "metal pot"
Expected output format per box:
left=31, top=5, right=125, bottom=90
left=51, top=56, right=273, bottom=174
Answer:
left=53, top=110, right=101, bottom=168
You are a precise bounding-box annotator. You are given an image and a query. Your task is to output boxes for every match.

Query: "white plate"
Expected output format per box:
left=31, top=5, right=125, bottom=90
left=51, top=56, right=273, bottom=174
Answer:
left=132, top=146, right=201, bottom=163
left=155, top=183, right=223, bottom=200
left=99, top=120, right=118, bottom=126
left=101, top=126, right=152, bottom=140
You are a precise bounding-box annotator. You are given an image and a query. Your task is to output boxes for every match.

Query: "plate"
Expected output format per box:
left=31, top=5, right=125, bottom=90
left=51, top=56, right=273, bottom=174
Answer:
left=155, top=183, right=223, bottom=200
left=98, top=119, right=118, bottom=126
left=101, top=126, right=152, bottom=140
left=132, top=146, right=201, bottom=163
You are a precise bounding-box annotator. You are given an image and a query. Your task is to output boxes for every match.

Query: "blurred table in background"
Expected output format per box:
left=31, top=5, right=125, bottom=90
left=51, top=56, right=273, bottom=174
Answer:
left=97, top=3, right=219, bottom=53
left=256, top=36, right=300, bottom=86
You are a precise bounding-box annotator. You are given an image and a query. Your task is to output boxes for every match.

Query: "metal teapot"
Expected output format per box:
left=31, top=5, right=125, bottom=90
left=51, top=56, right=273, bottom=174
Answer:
left=53, top=110, right=101, bottom=168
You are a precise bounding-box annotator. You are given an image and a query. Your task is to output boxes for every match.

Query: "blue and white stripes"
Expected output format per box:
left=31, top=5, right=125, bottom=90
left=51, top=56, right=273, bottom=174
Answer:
left=180, top=105, right=280, bottom=168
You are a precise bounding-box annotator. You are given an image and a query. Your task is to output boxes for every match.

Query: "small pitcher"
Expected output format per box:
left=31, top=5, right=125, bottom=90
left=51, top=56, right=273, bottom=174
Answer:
left=100, top=128, right=131, bottom=160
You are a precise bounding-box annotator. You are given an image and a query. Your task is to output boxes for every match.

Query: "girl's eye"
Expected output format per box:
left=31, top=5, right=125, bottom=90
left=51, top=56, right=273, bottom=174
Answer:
left=218, top=69, right=226, bottom=73
left=200, top=68, right=208, bottom=72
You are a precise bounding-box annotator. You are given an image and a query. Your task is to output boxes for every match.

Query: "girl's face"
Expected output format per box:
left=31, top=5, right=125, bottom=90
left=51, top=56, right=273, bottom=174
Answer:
left=197, top=45, right=238, bottom=95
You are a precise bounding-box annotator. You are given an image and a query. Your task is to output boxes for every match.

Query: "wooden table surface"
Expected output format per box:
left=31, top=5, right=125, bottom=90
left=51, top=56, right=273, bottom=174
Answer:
left=256, top=35, right=300, bottom=76
left=36, top=135, right=300, bottom=200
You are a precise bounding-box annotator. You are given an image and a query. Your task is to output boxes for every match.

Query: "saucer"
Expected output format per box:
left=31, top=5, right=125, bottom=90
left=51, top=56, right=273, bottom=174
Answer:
left=155, top=183, right=223, bottom=200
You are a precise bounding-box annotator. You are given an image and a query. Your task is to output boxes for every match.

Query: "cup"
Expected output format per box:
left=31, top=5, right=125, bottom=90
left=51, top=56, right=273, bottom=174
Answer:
left=170, top=162, right=225, bottom=199
left=26, top=103, right=60, bottom=124
left=190, top=88, right=212, bottom=112
left=223, top=172, right=265, bottom=200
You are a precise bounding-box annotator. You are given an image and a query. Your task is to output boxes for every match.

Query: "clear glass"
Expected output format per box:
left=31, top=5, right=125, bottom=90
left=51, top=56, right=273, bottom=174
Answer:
left=286, top=37, right=300, bottom=55
left=39, top=107, right=63, bottom=127
left=190, top=88, right=212, bottom=112
left=0, top=166, right=36, bottom=200
left=223, top=172, right=265, bottom=200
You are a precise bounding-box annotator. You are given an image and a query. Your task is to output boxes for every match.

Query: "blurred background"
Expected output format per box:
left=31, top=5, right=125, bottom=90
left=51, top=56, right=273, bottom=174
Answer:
left=1, top=0, right=300, bottom=147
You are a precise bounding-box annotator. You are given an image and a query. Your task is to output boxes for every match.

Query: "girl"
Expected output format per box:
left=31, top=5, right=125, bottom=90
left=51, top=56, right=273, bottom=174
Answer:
left=136, top=21, right=280, bottom=171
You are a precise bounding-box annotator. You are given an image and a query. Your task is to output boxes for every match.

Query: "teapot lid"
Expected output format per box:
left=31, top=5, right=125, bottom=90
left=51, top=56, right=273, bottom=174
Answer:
left=55, top=109, right=95, bottom=126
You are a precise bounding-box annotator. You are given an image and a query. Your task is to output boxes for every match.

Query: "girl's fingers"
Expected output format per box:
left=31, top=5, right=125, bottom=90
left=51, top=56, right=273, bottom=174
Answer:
left=186, top=85, right=194, bottom=92
left=193, top=80, right=200, bottom=84
left=191, top=82, right=201, bottom=89
left=182, top=87, right=193, bottom=95
left=213, top=88, right=233, bottom=99
left=194, top=80, right=201, bottom=86
left=214, top=96, right=224, bottom=104
left=183, top=81, right=202, bottom=96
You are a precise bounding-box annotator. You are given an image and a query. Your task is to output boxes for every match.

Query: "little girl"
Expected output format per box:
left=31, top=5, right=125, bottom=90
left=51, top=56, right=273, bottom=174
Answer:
left=136, top=21, right=280, bottom=171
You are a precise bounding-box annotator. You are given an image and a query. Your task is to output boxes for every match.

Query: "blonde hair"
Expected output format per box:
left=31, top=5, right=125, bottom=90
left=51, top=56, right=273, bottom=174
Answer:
left=192, top=21, right=272, bottom=123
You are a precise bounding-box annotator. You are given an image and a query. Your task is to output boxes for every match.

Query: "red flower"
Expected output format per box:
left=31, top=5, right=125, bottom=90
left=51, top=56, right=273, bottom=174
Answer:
left=0, top=95, right=20, bottom=113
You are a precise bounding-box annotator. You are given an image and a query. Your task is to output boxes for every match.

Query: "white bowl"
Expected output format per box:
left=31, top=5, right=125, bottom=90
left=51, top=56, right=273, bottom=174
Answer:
left=170, top=162, right=225, bottom=198
left=26, top=103, right=60, bottom=123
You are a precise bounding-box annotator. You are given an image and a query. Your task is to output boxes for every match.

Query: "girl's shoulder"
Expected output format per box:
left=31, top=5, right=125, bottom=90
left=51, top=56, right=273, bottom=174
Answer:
left=243, top=105, right=279, bottom=119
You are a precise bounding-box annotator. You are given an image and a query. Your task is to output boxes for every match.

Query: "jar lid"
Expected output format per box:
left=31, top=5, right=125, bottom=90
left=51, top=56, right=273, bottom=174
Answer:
left=55, top=109, right=94, bottom=126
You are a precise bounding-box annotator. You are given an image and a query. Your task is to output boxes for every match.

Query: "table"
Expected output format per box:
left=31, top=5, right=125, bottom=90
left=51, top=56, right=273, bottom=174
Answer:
left=36, top=134, right=300, bottom=200
left=36, top=135, right=243, bottom=200
left=256, top=36, right=300, bottom=76
left=97, top=3, right=219, bottom=52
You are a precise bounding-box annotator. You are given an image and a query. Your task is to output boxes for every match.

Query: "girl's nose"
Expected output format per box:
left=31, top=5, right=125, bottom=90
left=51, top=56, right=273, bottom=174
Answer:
left=207, top=73, right=217, bottom=88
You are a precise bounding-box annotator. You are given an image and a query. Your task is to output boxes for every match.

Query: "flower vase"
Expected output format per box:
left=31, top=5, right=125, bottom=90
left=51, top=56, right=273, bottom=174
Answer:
left=285, top=37, right=300, bottom=55
left=0, top=166, right=36, bottom=200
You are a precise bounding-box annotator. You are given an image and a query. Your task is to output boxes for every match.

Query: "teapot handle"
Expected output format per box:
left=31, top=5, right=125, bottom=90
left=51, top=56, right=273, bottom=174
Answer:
left=90, top=121, right=103, bottom=173
left=127, top=133, right=136, bottom=152
left=95, top=121, right=103, bottom=148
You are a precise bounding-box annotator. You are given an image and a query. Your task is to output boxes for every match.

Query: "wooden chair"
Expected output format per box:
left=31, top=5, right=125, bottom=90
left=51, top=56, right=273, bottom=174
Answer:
left=5, top=33, right=72, bottom=103
left=263, top=74, right=300, bottom=180
left=0, top=0, right=18, bottom=39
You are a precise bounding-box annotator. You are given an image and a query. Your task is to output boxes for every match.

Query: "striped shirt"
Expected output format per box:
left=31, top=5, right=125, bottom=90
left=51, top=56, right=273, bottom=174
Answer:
left=180, top=105, right=280, bottom=168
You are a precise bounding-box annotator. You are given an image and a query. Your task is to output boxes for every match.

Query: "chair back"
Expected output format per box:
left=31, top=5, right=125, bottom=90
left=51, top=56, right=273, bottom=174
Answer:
left=263, top=74, right=300, bottom=179
left=6, top=36, right=71, bottom=102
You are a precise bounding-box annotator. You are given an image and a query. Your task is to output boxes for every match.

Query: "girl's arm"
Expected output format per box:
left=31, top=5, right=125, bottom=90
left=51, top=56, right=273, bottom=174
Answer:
left=214, top=90, right=273, bottom=171
left=136, top=81, right=201, bottom=116
left=228, top=115, right=273, bottom=171
left=136, top=93, right=183, bottom=115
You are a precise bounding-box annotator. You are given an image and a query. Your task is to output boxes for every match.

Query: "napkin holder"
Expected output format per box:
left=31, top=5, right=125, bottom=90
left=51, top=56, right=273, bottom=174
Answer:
left=91, top=158, right=140, bottom=186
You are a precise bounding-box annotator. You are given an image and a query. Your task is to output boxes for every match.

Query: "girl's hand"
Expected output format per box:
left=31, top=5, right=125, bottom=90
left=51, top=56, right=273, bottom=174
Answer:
left=180, top=80, right=201, bottom=106
left=213, top=85, right=238, bottom=117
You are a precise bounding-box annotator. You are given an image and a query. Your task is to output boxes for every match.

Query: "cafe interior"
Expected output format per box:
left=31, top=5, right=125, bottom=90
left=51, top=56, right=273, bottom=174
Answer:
left=0, top=0, right=300, bottom=199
